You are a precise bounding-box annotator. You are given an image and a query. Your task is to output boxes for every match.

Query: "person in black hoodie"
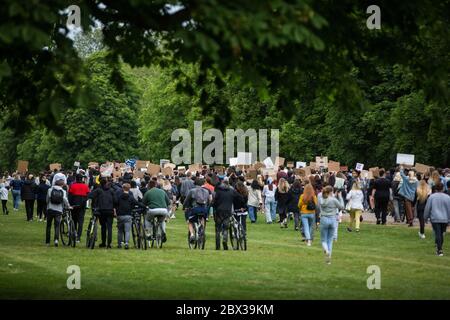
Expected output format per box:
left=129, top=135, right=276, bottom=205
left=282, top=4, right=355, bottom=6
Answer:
left=116, top=183, right=145, bottom=249
left=287, top=179, right=303, bottom=231
left=233, top=181, right=249, bottom=233
left=21, top=174, right=37, bottom=221
left=36, top=175, right=50, bottom=221
left=89, top=178, right=118, bottom=248
left=213, top=177, right=236, bottom=250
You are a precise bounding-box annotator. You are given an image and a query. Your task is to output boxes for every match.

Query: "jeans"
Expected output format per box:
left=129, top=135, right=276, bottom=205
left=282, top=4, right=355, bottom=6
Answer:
left=24, top=199, right=35, bottom=221
left=214, top=213, right=231, bottom=250
left=301, top=213, right=315, bottom=241
left=117, top=215, right=132, bottom=245
left=248, top=205, right=257, bottom=222
left=293, top=212, right=301, bottom=229
left=36, top=199, right=47, bottom=220
left=99, top=212, right=113, bottom=246
left=374, top=197, right=389, bottom=223
left=12, top=190, right=20, bottom=209
left=320, top=216, right=337, bottom=256
left=432, top=223, right=447, bottom=252
left=46, top=210, right=61, bottom=243
left=71, top=206, right=86, bottom=240
left=265, top=199, right=277, bottom=223
left=393, top=199, right=400, bottom=221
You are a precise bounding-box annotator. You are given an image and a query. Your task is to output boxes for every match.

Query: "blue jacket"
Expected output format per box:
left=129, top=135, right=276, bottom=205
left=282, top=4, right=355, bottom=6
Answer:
left=10, top=179, right=23, bottom=191
left=424, top=192, right=450, bottom=223
left=398, top=170, right=418, bottom=202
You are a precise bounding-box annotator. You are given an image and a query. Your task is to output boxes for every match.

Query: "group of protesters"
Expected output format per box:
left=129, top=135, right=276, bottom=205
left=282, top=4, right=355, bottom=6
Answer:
left=1, top=162, right=450, bottom=261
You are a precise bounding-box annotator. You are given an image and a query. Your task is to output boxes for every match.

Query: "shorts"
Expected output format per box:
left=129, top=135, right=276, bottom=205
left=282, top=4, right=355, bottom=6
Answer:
left=186, top=206, right=208, bottom=222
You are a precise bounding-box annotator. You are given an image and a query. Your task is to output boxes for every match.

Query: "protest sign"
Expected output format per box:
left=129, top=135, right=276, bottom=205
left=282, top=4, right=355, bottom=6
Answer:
left=355, top=163, right=364, bottom=171
left=296, top=162, right=307, bottom=168
left=162, top=166, right=174, bottom=176
left=237, top=152, right=252, bottom=165
left=136, top=160, right=149, bottom=169
left=49, top=163, right=61, bottom=171
left=253, top=162, right=265, bottom=171
left=246, top=169, right=257, bottom=180
left=229, top=157, right=238, bottom=166
left=263, top=157, right=274, bottom=169
left=287, top=161, right=294, bottom=168
left=214, top=166, right=225, bottom=174
left=396, top=153, right=415, bottom=166
left=334, top=177, right=345, bottom=189
left=134, top=170, right=144, bottom=179
left=275, top=157, right=285, bottom=168
left=328, top=161, right=340, bottom=172
left=294, top=168, right=305, bottom=177
left=160, top=159, right=170, bottom=168
left=309, top=161, right=316, bottom=169
left=188, top=163, right=202, bottom=173
left=88, top=162, right=99, bottom=169
left=177, top=166, right=186, bottom=173
left=304, top=166, right=312, bottom=176
left=315, top=156, right=328, bottom=169
left=414, top=163, right=431, bottom=174
left=148, top=164, right=161, bottom=176
left=360, top=170, right=369, bottom=179
left=74, top=161, right=80, bottom=167
left=17, top=160, right=29, bottom=173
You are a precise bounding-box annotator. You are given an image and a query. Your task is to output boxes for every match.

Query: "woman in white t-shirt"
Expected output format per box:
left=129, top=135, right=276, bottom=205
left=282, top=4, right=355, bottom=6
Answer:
left=262, top=178, right=277, bottom=224
left=346, top=182, right=364, bottom=232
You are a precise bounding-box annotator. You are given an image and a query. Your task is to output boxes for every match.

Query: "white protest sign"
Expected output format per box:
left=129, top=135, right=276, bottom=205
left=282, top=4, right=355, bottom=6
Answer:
left=263, top=157, right=274, bottom=169
left=296, top=162, right=307, bottom=169
left=74, top=161, right=80, bottom=167
left=237, top=152, right=252, bottom=165
left=396, top=153, right=415, bottom=166
left=229, top=157, right=238, bottom=166
left=356, top=163, right=364, bottom=171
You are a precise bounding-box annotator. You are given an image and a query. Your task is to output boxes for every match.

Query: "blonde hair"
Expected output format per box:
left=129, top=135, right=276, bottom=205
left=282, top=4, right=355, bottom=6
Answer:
left=416, top=180, right=430, bottom=203
left=393, top=172, right=401, bottom=182
left=352, top=182, right=361, bottom=190
left=431, top=170, right=440, bottom=185
left=278, top=178, right=289, bottom=193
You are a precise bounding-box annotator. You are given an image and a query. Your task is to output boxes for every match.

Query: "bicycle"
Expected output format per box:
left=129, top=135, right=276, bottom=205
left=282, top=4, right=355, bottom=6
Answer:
left=85, top=209, right=100, bottom=249
left=144, top=210, right=166, bottom=249
left=60, top=207, right=76, bottom=247
left=229, top=214, right=247, bottom=251
left=186, top=209, right=206, bottom=250
left=131, top=206, right=147, bottom=250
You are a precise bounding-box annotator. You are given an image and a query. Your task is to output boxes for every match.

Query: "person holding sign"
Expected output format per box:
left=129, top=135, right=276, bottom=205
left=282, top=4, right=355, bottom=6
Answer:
left=398, top=166, right=418, bottom=227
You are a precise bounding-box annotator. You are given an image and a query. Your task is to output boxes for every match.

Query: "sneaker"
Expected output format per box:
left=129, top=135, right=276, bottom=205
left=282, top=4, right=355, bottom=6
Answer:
left=162, top=233, right=167, bottom=243
left=355, top=229, right=360, bottom=233
left=376, top=219, right=381, bottom=225
left=347, top=227, right=352, bottom=232
left=106, top=245, right=112, bottom=249
left=54, top=240, right=58, bottom=247
left=325, top=253, right=331, bottom=264
left=437, top=250, right=444, bottom=257
left=223, top=242, right=228, bottom=250
left=99, top=243, right=106, bottom=248
left=125, top=243, right=129, bottom=250
left=418, top=232, right=426, bottom=239
left=306, top=240, right=312, bottom=247
left=294, top=226, right=299, bottom=231
left=189, top=235, right=196, bottom=243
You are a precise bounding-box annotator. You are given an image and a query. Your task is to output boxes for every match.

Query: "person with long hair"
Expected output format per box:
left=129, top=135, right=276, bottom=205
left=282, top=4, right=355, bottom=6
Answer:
left=391, top=172, right=404, bottom=223
left=416, top=180, right=431, bottom=239
left=262, top=178, right=277, bottom=224
left=399, top=167, right=418, bottom=227
left=428, top=170, right=441, bottom=190
left=319, top=186, right=344, bottom=264
left=287, top=179, right=303, bottom=231
left=275, top=178, right=290, bottom=228
left=234, top=181, right=249, bottom=232
left=346, top=181, right=364, bottom=232
left=247, top=179, right=262, bottom=223
left=298, top=184, right=318, bottom=246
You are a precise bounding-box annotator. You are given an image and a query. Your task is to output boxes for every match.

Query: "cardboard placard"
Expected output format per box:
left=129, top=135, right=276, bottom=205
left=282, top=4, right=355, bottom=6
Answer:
left=414, top=163, right=431, bottom=174
left=275, top=156, right=285, bottom=168
left=159, top=159, right=170, bottom=168
left=253, top=162, right=265, bottom=171
left=263, top=157, right=274, bottom=169
left=328, top=161, right=340, bottom=172
left=294, top=168, right=306, bottom=177
left=88, top=162, right=99, bottom=168
left=360, top=170, right=369, bottom=179
left=214, top=166, right=225, bottom=174
left=304, top=166, right=312, bottom=176
left=355, top=163, right=364, bottom=171
left=315, top=156, right=328, bottom=169
left=136, top=160, right=149, bottom=169
left=340, top=166, right=349, bottom=172
left=309, top=162, right=316, bottom=169
left=134, top=170, right=144, bottom=179
left=188, top=164, right=201, bottom=173
left=49, top=163, right=62, bottom=171
left=246, top=169, right=257, bottom=180
left=17, top=160, right=29, bottom=173
left=287, top=161, right=294, bottom=169
left=162, top=166, right=174, bottom=176
left=148, top=164, right=161, bottom=177
left=396, top=153, right=415, bottom=166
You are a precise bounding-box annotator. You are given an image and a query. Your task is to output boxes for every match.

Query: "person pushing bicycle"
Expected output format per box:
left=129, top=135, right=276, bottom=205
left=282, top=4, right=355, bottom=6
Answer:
left=183, top=178, right=212, bottom=244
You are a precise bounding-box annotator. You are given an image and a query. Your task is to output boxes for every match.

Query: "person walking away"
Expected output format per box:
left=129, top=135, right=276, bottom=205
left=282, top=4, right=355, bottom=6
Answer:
left=319, top=186, right=344, bottom=264
left=116, top=183, right=146, bottom=249
left=372, top=169, right=391, bottom=225
left=346, top=182, right=364, bottom=232
left=287, top=180, right=303, bottom=231
left=398, top=167, right=418, bottom=227
left=10, top=175, right=23, bottom=211
left=262, top=178, right=277, bottom=224
left=142, top=180, right=171, bottom=243
left=51, top=169, right=67, bottom=186
left=180, top=172, right=195, bottom=204
left=21, top=174, right=37, bottom=221
left=233, top=181, right=249, bottom=233
left=130, top=180, right=143, bottom=201
left=247, top=180, right=262, bottom=223
left=275, top=178, right=290, bottom=228
left=298, top=184, right=318, bottom=246
left=36, top=176, right=50, bottom=221
left=183, top=178, right=211, bottom=243
left=423, top=182, right=450, bottom=256
left=0, top=183, right=9, bottom=215
left=391, top=172, right=404, bottom=223
left=68, top=174, right=90, bottom=242
left=46, top=179, right=70, bottom=246
left=416, top=180, right=431, bottom=239
left=89, top=178, right=117, bottom=248
left=212, top=177, right=235, bottom=250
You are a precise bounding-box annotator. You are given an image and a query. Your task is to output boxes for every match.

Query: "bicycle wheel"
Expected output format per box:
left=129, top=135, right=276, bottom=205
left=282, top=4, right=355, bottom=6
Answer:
left=88, top=220, right=98, bottom=249
left=69, top=220, right=76, bottom=247
left=156, top=223, right=163, bottom=248
left=60, top=218, right=70, bottom=246
left=238, top=224, right=247, bottom=251
left=131, top=221, right=138, bottom=248
left=188, top=230, right=194, bottom=249
left=85, top=220, right=93, bottom=248
left=140, top=222, right=148, bottom=250
left=198, top=223, right=205, bottom=250
left=230, top=222, right=239, bottom=250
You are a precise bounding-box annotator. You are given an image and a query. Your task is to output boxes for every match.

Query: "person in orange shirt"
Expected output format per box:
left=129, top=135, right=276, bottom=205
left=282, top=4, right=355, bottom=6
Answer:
left=298, top=183, right=318, bottom=246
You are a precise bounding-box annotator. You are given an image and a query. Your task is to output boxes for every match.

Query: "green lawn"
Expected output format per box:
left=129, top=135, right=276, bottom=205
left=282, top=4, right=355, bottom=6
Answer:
left=0, top=199, right=449, bottom=300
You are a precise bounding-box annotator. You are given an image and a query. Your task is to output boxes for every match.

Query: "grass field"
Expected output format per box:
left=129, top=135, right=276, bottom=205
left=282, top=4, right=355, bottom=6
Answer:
left=0, top=200, right=449, bottom=300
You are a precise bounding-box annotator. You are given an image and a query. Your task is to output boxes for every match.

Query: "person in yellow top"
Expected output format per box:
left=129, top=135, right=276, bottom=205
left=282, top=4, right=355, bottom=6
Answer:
left=298, top=184, right=318, bottom=246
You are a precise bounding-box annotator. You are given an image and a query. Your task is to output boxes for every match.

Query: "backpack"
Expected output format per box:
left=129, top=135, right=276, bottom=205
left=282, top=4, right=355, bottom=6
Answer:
left=193, top=187, right=209, bottom=206
left=306, top=199, right=316, bottom=211
left=50, top=188, right=64, bottom=205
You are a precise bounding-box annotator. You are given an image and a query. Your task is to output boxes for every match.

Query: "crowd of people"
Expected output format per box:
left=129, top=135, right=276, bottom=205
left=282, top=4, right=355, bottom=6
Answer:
left=1, top=163, right=450, bottom=262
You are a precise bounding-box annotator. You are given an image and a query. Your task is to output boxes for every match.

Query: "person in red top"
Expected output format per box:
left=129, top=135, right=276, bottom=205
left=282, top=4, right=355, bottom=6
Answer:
left=68, top=174, right=90, bottom=242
